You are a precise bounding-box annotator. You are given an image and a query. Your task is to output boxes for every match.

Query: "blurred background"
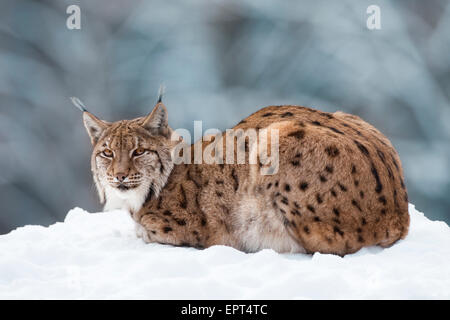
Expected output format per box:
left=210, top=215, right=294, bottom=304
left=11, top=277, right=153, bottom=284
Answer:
left=0, top=0, right=449, bottom=234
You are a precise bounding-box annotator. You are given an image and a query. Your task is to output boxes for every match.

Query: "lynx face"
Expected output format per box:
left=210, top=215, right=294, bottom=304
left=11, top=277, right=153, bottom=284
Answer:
left=82, top=102, right=176, bottom=213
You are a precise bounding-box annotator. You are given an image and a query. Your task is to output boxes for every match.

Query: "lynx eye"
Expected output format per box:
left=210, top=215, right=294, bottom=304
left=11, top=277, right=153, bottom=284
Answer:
left=132, top=148, right=146, bottom=157
left=102, top=149, right=113, bottom=158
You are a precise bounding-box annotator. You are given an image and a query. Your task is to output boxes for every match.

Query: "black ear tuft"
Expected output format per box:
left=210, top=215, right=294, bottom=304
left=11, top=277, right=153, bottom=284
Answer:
left=157, top=84, right=165, bottom=104
left=70, top=97, right=88, bottom=112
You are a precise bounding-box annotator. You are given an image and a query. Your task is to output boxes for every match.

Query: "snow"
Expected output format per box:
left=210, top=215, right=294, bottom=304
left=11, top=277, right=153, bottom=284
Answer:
left=0, top=204, right=449, bottom=299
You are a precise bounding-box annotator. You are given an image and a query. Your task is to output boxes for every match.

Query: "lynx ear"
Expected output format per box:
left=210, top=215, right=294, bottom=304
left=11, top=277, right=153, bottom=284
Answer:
left=70, top=97, right=110, bottom=145
left=141, top=102, right=169, bottom=136
left=83, top=112, right=110, bottom=145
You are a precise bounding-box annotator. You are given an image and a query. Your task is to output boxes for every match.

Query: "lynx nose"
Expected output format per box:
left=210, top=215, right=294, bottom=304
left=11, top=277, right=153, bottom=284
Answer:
left=115, top=173, right=128, bottom=183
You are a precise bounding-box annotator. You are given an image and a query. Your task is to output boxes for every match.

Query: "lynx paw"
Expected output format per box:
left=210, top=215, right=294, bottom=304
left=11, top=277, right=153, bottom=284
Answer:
left=134, top=222, right=150, bottom=243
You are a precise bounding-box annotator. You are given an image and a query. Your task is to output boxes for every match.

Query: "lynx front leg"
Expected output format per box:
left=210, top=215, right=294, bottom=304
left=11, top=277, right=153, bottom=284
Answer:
left=137, top=214, right=177, bottom=245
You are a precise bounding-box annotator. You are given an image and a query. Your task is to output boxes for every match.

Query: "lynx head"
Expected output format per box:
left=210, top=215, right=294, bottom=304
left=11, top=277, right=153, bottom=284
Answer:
left=74, top=97, right=177, bottom=213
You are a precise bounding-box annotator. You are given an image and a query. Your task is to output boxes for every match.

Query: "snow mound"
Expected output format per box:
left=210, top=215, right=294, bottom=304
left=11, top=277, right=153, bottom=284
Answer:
left=0, top=204, right=449, bottom=299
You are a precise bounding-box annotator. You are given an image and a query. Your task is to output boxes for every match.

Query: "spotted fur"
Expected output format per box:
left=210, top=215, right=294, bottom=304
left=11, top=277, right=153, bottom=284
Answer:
left=82, top=103, right=409, bottom=256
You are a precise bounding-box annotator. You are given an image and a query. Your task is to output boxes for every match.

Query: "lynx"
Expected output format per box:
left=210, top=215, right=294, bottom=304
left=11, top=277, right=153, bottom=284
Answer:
left=74, top=96, right=409, bottom=256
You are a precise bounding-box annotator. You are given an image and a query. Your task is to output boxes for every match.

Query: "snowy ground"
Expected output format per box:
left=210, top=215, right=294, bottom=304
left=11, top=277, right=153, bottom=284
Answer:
left=0, top=204, right=449, bottom=299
